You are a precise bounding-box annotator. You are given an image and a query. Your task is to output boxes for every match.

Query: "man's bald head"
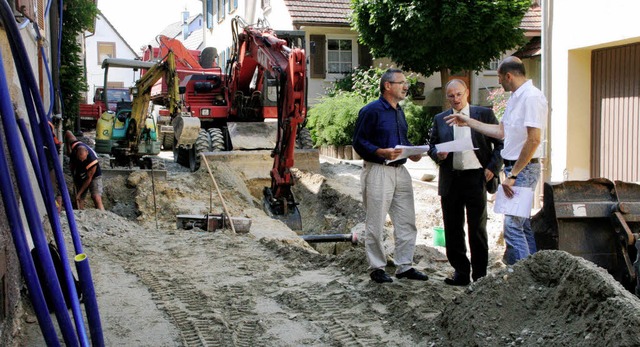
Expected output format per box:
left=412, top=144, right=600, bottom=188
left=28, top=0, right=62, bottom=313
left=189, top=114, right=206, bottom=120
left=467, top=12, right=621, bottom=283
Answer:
left=498, top=56, right=526, bottom=77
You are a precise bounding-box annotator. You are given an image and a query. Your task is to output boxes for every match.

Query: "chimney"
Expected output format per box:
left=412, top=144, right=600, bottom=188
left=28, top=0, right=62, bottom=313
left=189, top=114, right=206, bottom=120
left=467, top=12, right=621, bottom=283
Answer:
left=182, top=9, right=189, bottom=40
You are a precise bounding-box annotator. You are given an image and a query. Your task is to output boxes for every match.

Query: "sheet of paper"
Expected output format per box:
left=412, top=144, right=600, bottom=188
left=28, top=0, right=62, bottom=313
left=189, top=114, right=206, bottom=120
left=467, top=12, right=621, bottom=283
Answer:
left=385, top=145, right=430, bottom=164
left=434, top=135, right=476, bottom=153
left=493, top=185, right=534, bottom=218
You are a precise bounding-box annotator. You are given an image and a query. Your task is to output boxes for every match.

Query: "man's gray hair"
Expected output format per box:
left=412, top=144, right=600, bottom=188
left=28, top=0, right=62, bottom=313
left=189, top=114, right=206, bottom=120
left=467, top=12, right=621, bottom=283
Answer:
left=444, top=78, right=468, bottom=91
left=379, top=68, right=404, bottom=95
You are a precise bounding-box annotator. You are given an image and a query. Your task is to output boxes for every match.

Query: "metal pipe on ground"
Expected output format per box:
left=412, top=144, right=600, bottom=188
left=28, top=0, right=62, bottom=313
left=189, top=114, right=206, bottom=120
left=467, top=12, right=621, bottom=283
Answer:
left=301, top=233, right=358, bottom=244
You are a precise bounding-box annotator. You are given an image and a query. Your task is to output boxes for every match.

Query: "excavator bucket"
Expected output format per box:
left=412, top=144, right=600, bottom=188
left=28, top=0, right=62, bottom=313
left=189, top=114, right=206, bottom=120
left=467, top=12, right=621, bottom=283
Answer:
left=262, top=198, right=303, bottom=232
left=228, top=122, right=278, bottom=150
left=533, top=178, right=640, bottom=293
left=200, top=122, right=319, bottom=179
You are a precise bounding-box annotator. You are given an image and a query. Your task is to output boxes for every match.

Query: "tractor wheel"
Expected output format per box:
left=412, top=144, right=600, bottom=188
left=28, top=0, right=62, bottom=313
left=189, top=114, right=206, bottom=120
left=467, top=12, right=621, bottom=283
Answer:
left=295, top=127, right=314, bottom=149
left=162, top=132, right=173, bottom=150
left=207, top=128, right=226, bottom=151
left=190, top=129, right=211, bottom=172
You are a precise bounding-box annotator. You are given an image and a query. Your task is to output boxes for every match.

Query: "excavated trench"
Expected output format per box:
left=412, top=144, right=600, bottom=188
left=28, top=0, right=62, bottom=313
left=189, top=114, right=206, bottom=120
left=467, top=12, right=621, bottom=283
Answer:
left=96, top=157, right=364, bottom=256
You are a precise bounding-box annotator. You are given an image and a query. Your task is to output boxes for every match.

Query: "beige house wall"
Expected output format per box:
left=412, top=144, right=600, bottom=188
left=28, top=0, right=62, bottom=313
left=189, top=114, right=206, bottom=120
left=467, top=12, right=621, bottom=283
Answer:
left=547, top=0, right=640, bottom=181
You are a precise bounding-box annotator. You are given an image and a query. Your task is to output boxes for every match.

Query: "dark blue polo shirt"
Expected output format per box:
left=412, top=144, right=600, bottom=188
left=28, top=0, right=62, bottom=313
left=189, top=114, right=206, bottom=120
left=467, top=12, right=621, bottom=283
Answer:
left=352, top=96, right=412, bottom=165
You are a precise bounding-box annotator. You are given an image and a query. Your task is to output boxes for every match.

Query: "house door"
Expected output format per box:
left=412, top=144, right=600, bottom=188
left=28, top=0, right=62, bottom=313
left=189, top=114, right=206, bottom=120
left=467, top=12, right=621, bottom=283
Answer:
left=591, top=43, right=640, bottom=182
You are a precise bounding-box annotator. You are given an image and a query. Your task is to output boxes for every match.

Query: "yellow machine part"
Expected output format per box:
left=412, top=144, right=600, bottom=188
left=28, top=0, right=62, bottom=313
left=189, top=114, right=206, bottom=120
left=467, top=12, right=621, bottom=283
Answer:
left=96, top=111, right=114, bottom=140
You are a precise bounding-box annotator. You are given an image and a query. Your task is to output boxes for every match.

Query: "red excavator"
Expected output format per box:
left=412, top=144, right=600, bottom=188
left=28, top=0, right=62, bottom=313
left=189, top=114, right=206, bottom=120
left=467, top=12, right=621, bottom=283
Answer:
left=142, top=17, right=316, bottom=230
left=226, top=16, right=308, bottom=230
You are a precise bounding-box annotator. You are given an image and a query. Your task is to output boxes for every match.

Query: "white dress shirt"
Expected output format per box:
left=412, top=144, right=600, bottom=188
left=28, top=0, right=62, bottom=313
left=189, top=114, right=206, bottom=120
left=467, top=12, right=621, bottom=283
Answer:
left=452, top=105, right=482, bottom=170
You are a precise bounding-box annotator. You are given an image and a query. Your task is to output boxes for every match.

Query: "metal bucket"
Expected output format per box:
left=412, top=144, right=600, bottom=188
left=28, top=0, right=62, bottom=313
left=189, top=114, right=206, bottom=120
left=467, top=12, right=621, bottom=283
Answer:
left=533, top=178, right=640, bottom=292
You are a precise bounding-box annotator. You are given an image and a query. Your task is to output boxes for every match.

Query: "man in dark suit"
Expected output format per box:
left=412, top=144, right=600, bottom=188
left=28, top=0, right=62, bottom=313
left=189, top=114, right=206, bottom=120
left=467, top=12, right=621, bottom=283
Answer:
left=427, top=79, right=503, bottom=285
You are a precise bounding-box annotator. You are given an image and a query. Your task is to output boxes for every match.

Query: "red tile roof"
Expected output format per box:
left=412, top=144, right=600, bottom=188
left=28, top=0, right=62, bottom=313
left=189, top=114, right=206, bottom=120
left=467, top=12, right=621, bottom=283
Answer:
left=283, top=0, right=541, bottom=34
left=520, top=4, right=541, bottom=33
left=284, top=0, right=352, bottom=26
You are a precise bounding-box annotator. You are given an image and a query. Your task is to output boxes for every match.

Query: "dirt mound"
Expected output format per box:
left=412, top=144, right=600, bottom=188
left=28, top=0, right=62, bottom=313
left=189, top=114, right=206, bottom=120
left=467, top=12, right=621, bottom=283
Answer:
left=437, top=250, right=640, bottom=346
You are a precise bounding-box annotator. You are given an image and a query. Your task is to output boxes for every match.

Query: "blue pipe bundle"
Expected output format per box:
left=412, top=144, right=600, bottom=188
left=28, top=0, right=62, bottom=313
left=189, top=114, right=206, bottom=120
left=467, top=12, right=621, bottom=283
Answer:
left=0, top=0, right=103, bottom=345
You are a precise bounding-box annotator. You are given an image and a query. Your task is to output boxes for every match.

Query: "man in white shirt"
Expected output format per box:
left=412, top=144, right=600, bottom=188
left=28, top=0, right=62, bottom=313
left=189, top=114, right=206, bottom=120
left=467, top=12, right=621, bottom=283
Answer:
left=444, top=57, right=548, bottom=265
left=428, top=79, right=503, bottom=285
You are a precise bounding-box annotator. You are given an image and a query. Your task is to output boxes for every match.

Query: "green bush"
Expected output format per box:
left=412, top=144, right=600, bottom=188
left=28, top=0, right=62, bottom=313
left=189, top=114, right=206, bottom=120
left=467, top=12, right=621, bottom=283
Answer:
left=307, top=93, right=366, bottom=146
left=403, top=103, right=437, bottom=145
left=309, top=66, right=430, bottom=147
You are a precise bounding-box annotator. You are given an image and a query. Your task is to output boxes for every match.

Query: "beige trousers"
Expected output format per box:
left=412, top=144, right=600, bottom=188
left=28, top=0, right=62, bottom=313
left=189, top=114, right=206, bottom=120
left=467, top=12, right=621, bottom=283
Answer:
left=361, top=162, right=417, bottom=274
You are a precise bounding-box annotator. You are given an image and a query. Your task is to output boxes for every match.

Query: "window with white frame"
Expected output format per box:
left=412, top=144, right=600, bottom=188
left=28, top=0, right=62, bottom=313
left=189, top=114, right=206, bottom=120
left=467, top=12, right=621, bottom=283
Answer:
left=327, top=39, right=353, bottom=74
left=488, top=58, right=500, bottom=71
left=97, top=42, right=116, bottom=64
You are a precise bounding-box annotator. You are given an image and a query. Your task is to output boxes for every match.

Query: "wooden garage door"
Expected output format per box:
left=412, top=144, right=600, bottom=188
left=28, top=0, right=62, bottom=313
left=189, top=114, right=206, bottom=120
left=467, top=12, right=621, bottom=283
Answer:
left=591, top=43, right=640, bottom=182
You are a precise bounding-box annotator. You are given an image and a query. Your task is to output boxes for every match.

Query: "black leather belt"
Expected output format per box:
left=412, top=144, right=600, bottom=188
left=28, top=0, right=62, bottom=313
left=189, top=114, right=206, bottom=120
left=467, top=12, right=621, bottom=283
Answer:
left=503, top=158, right=540, bottom=167
left=452, top=168, right=483, bottom=176
left=384, top=161, right=403, bottom=167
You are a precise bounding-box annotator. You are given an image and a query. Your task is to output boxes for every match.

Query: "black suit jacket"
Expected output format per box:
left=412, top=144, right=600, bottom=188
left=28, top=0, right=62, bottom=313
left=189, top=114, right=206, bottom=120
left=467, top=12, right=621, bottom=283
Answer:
left=427, top=106, right=503, bottom=196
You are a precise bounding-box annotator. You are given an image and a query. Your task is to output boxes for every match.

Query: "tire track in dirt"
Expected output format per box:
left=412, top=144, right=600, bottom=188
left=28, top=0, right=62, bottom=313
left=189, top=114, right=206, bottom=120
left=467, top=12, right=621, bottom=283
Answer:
left=274, top=283, right=380, bottom=346
left=102, top=245, right=261, bottom=347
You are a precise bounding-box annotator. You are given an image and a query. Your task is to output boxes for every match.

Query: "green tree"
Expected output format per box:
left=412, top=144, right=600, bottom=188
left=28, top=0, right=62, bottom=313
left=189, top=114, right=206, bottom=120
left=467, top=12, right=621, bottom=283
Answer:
left=60, top=0, right=99, bottom=130
left=351, top=0, right=530, bottom=83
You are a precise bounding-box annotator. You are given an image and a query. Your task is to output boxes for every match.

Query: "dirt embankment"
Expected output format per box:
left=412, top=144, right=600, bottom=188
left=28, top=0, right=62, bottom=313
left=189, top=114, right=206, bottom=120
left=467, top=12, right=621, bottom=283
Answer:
left=17, top=156, right=640, bottom=346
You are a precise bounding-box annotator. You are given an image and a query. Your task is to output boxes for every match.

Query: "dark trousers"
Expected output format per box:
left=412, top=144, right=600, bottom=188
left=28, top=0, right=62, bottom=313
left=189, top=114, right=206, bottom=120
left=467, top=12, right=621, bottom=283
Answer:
left=440, top=169, right=488, bottom=281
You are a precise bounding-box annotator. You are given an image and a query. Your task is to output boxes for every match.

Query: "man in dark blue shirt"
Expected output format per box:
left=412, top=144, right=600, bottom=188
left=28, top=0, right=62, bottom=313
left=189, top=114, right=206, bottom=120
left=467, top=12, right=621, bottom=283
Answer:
left=352, top=68, right=427, bottom=283
left=65, top=131, right=104, bottom=210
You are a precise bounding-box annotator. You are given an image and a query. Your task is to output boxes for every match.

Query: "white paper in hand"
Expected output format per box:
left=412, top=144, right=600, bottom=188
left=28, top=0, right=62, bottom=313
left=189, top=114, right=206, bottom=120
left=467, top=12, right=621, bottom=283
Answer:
left=385, top=145, right=430, bottom=164
left=493, top=185, right=534, bottom=218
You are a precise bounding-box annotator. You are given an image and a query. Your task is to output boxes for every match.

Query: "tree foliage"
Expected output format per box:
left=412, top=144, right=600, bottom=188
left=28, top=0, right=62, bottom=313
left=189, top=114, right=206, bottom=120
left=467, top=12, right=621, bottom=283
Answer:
left=60, top=0, right=99, bottom=129
left=350, top=0, right=531, bottom=76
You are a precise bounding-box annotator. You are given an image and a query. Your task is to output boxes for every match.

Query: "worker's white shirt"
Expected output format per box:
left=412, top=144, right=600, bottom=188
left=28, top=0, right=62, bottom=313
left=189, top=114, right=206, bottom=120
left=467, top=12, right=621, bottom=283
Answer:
left=501, top=80, right=548, bottom=160
left=452, top=105, right=481, bottom=170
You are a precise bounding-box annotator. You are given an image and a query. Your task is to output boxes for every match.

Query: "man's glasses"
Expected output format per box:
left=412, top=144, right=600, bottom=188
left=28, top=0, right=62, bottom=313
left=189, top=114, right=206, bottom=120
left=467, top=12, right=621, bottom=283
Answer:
left=446, top=91, right=466, bottom=99
left=389, top=81, right=409, bottom=86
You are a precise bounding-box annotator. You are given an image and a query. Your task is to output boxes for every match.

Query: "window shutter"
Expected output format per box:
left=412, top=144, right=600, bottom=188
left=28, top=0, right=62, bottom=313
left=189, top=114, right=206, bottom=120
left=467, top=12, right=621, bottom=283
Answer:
left=206, top=0, right=214, bottom=29
left=358, top=44, right=373, bottom=69
left=310, top=35, right=326, bottom=79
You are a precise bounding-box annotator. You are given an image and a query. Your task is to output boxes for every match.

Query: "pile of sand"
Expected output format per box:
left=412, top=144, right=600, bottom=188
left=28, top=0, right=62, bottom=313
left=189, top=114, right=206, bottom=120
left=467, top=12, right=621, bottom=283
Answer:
left=437, top=250, right=640, bottom=346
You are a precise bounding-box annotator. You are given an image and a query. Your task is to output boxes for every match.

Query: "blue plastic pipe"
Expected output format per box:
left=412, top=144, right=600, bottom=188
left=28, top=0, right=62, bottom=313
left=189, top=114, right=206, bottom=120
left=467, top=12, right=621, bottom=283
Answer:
left=0, top=60, right=79, bottom=347
left=3, top=1, right=103, bottom=345
left=0, top=1, right=85, bottom=345
left=75, top=254, right=104, bottom=347
left=0, top=47, right=60, bottom=347
left=9, top=1, right=102, bottom=344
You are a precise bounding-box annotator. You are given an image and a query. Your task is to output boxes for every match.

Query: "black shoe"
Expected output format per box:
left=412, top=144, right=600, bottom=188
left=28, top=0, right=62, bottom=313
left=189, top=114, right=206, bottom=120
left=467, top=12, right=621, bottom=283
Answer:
left=396, top=268, right=429, bottom=281
left=444, top=272, right=471, bottom=286
left=472, top=273, right=486, bottom=282
left=370, top=269, right=393, bottom=283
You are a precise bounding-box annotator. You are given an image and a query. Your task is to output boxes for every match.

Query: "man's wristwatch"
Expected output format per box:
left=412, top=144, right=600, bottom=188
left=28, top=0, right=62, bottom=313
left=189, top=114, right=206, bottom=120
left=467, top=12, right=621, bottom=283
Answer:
left=508, top=174, right=518, bottom=180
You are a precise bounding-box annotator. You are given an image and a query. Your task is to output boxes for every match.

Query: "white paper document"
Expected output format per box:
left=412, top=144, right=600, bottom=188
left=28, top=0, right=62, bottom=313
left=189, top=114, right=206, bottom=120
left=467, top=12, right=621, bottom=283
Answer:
left=434, top=135, right=476, bottom=153
left=385, top=145, right=430, bottom=164
left=493, top=185, right=534, bottom=218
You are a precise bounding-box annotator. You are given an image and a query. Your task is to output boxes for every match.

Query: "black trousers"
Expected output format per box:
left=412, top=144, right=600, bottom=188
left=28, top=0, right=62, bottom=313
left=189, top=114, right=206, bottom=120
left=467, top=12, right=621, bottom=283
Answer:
left=440, top=169, right=488, bottom=281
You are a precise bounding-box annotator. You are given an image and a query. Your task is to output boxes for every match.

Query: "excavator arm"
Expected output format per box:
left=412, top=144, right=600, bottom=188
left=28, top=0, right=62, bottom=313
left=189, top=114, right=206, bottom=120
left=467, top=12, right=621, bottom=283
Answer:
left=128, top=51, right=181, bottom=151
left=228, top=17, right=307, bottom=230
